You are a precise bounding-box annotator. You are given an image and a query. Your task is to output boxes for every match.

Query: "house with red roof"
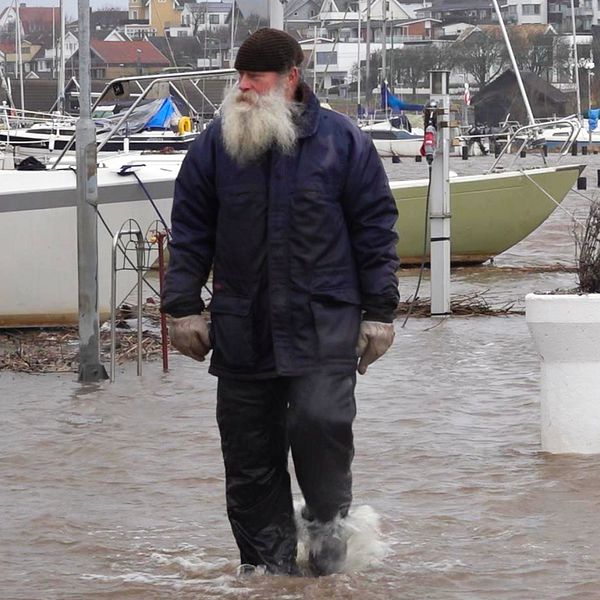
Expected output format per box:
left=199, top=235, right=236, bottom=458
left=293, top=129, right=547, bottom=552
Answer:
left=66, top=39, right=170, bottom=79
left=0, top=38, right=43, bottom=77
left=0, top=4, right=61, bottom=37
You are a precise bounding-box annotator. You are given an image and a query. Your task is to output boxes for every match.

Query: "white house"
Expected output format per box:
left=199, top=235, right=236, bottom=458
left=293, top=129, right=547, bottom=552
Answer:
left=173, top=1, right=232, bottom=36
left=300, top=37, right=382, bottom=91
left=34, top=30, right=78, bottom=77
left=503, top=0, right=548, bottom=25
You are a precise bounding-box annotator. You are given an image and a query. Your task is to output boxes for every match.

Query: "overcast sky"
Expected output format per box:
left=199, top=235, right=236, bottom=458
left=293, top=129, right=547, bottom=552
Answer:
left=0, top=0, right=268, bottom=21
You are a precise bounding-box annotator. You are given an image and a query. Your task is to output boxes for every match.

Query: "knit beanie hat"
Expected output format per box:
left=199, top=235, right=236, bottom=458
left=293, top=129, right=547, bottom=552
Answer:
left=234, top=28, right=304, bottom=73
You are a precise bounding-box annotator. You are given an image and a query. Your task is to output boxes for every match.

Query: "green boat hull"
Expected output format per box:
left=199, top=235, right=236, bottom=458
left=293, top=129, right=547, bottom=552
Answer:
left=390, top=163, right=583, bottom=265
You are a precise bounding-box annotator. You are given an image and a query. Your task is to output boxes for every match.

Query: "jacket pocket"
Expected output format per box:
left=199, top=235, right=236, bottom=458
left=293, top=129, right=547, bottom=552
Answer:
left=209, top=294, right=255, bottom=368
left=310, top=288, right=361, bottom=362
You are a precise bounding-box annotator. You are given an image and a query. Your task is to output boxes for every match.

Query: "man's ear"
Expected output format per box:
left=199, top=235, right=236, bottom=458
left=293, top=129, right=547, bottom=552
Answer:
left=288, top=66, right=300, bottom=88
left=285, top=66, right=300, bottom=100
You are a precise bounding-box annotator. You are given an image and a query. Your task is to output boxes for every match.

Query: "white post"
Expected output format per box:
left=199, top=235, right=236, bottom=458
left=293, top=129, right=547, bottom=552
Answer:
left=429, top=70, right=451, bottom=317
left=589, top=49, right=594, bottom=146
left=76, top=0, right=108, bottom=382
left=268, top=0, right=284, bottom=30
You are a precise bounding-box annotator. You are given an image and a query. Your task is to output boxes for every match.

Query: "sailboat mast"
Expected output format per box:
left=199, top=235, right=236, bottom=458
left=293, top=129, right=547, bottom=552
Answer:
left=490, top=0, right=535, bottom=126
left=268, top=0, right=284, bottom=29
left=365, top=0, right=371, bottom=106
left=313, top=24, right=317, bottom=90
left=15, top=0, right=25, bottom=115
left=229, top=0, right=235, bottom=66
left=381, top=0, right=385, bottom=84
left=357, top=2, right=361, bottom=114
left=570, top=0, right=582, bottom=121
left=58, top=0, right=66, bottom=113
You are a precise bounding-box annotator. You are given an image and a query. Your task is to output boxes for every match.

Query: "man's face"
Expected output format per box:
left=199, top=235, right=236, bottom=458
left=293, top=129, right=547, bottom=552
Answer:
left=237, top=68, right=299, bottom=101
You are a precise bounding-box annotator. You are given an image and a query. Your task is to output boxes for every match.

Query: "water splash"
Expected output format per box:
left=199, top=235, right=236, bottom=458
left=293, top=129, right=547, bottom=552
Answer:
left=294, top=502, right=391, bottom=574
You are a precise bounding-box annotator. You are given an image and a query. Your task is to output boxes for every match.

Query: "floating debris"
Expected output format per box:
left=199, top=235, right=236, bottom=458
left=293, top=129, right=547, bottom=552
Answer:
left=396, top=291, right=524, bottom=318
left=0, top=302, right=166, bottom=374
left=0, top=328, right=165, bottom=374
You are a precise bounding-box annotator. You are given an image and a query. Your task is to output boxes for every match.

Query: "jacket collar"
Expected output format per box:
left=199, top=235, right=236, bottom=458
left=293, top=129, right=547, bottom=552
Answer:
left=294, top=82, right=320, bottom=139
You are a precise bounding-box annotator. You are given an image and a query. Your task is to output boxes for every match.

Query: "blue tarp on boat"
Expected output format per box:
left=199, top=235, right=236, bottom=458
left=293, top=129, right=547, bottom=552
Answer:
left=588, top=108, right=600, bottom=132
left=380, top=82, right=423, bottom=112
left=146, top=96, right=177, bottom=129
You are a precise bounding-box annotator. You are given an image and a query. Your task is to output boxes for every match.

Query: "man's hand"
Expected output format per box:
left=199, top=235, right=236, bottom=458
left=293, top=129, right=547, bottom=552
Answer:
left=168, top=314, right=212, bottom=362
left=355, top=321, right=395, bottom=375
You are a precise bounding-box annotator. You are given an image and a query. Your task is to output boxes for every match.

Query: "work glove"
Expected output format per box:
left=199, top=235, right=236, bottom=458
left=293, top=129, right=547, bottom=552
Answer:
left=168, top=314, right=211, bottom=362
left=355, top=320, right=395, bottom=375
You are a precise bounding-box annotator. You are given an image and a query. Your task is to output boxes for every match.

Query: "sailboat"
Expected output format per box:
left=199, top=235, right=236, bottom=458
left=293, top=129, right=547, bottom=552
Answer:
left=0, top=147, right=583, bottom=325
left=355, top=0, right=426, bottom=158
left=359, top=82, right=425, bottom=157
left=0, top=95, right=199, bottom=159
left=0, top=49, right=586, bottom=326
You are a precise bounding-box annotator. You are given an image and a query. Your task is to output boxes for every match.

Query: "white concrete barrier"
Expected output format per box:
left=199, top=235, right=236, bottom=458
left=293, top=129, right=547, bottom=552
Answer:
left=526, top=293, right=600, bottom=454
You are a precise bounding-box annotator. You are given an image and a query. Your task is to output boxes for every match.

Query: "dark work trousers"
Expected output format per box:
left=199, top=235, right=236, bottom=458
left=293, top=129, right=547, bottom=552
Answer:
left=216, top=369, right=357, bottom=574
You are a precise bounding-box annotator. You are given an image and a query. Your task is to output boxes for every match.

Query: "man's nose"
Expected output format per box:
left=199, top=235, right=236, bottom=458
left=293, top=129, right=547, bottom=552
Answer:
left=238, top=74, right=251, bottom=91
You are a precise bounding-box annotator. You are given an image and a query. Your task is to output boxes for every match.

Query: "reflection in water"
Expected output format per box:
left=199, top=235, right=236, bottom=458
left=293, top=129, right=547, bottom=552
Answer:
left=2, top=154, right=599, bottom=599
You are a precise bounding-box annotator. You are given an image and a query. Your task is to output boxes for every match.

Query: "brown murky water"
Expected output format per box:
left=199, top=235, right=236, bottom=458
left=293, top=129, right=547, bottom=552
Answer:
left=2, top=153, right=600, bottom=599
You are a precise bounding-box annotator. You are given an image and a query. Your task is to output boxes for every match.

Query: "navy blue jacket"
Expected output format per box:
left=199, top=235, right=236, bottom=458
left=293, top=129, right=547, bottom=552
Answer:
left=162, top=86, right=399, bottom=379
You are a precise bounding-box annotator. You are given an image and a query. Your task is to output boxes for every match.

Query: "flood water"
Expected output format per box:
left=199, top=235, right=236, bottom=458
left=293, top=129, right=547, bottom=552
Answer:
left=3, top=153, right=600, bottom=599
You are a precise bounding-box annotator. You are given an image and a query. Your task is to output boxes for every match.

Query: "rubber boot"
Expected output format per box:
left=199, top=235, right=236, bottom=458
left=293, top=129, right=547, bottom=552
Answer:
left=302, top=507, right=347, bottom=576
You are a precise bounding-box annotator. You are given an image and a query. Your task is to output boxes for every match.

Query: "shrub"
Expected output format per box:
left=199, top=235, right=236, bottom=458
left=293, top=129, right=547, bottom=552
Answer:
left=577, top=200, right=600, bottom=293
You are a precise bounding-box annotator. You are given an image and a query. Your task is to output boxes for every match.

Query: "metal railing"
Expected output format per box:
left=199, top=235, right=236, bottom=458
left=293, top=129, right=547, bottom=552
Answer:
left=51, top=67, right=236, bottom=168
left=487, top=116, right=581, bottom=173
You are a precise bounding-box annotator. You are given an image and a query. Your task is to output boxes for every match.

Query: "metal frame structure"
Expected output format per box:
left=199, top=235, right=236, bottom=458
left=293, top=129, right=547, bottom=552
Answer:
left=51, top=67, right=236, bottom=168
left=488, top=117, right=581, bottom=174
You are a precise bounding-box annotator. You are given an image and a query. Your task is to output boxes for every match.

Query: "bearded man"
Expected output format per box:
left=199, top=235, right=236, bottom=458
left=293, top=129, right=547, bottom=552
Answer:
left=162, top=28, right=399, bottom=577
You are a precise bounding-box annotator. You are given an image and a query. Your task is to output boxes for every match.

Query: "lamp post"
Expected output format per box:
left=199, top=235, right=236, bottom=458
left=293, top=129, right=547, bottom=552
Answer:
left=579, top=52, right=595, bottom=146
left=205, top=36, right=222, bottom=68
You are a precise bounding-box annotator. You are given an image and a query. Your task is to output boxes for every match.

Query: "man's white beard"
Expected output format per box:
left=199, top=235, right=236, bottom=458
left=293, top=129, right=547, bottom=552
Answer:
left=220, top=82, right=299, bottom=165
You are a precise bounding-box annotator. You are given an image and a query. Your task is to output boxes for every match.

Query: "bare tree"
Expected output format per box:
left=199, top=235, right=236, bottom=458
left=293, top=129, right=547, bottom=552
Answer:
left=451, top=29, right=505, bottom=87
left=235, top=12, right=268, bottom=43
left=506, top=27, right=568, bottom=79
left=388, top=45, right=453, bottom=96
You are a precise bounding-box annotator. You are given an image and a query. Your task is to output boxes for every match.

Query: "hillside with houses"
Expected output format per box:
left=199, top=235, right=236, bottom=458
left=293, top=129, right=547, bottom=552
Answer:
left=0, top=0, right=599, bottom=120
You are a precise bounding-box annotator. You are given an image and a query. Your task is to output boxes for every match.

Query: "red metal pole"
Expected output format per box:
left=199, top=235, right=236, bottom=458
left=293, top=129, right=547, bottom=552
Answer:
left=157, top=232, right=169, bottom=372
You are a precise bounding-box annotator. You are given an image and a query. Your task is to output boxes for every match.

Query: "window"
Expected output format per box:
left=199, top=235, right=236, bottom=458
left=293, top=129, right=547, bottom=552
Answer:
left=197, top=12, right=205, bottom=23
left=209, top=14, right=219, bottom=23
left=522, top=4, right=541, bottom=15
left=316, top=51, right=337, bottom=65
left=131, top=9, right=138, bottom=19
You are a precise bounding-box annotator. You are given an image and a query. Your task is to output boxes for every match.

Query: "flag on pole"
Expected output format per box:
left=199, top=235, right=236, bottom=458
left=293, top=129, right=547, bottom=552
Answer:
left=464, top=83, right=471, bottom=106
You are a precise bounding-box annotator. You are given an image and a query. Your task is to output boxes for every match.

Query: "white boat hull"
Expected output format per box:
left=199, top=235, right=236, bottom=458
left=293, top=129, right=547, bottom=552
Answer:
left=0, top=155, right=582, bottom=327
left=0, top=154, right=182, bottom=327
